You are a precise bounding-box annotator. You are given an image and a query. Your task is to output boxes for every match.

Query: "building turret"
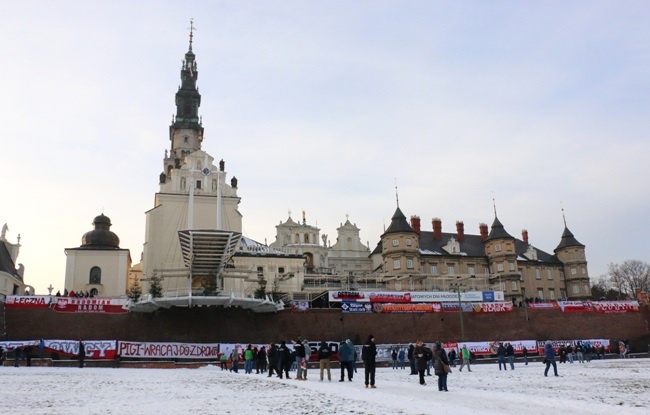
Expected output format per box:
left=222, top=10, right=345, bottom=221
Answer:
left=554, top=223, right=589, bottom=300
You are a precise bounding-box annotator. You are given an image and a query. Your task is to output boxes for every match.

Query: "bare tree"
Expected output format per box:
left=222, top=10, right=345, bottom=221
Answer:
left=607, top=260, right=650, bottom=298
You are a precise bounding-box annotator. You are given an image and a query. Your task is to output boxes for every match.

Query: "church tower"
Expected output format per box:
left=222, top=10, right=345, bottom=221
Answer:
left=141, top=25, right=243, bottom=293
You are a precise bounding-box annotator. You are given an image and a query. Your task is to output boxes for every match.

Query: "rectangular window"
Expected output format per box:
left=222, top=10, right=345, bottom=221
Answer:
left=430, top=265, right=438, bottom=274
left=500, top=282, right=506, bottom=291
left=278, top=267, right=285, bottom=274
left=547, top=270, right=552, bottom=280
left=535, top=268, right=541, bottom=279
left=581, top=267, right=586, bottom=275
left=392, top=239, right=399, bottom=247
left=571, top=268, right=577, bottom=275
left=393, top=259, right=401, bottom=270
left=572, top=285, right=579, bottom=294
left=196, top=180, right=202, bottom=189
left=511, top=281, right=518, bottom=291
left=549, top=289, right=555, bottom=300
left=406, top=259, right=414, bottom=269
left=560, top=289, right=567, bottom=299
left=484, top=267, right=490, bottom=275
left=257, top=266, right=263, bottom=277
left=537, top=289, right=544, bottom=300
left=495, top=244, right=501, bottom=252
left=448, top=265, right=455, bottom=275
left=497, top=263, right=504, bottom=272
left=509, top=262, right=515, bottom=271
left=395, top=281, right=401, bottom=291
left=406, top=238, right=412, bottom=246
left=468, top=266, right=475, bottom=276
left=584, top=284, right=590, bottom=294
left=560, top=270, right=565, bottom=281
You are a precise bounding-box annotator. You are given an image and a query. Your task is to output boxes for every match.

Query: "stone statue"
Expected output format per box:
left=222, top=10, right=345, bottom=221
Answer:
left=322, top=234, right=327, bottom=247
left=164, top=149, right=168, bottom=158
left=219, top=159, right=225, bottom=171
left=1, top=223, right=7, bottom=239
left=230, top=176, right=238, bottom=188
left=159, top=172, right=166, bottom=184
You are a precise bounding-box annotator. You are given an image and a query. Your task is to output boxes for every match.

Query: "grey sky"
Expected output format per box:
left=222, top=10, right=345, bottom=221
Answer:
left=1, top=1, right=648, bottom=294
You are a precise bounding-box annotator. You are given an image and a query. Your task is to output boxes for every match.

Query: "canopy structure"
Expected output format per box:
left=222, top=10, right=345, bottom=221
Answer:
left=177, top=229, right=242, bottom=283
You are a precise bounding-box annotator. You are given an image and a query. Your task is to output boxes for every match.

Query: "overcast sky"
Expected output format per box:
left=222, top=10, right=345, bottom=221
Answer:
left=1, top=1, right=649, bottom=295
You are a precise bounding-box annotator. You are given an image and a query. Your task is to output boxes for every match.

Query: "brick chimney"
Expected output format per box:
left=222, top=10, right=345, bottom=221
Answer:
left=456, top=221, right=465, bottom=242
left=479, top=223, right=488, bottom=242
left=432, top=218, right=442, bottom=241
left=410, top=215, right=421, bottom=235
left=522, top=229, right=529, bottom=244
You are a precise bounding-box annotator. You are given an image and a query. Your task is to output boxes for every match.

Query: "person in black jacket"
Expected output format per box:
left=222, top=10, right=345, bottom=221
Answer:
left=278, top=341, right=291, bottom=379
left=408, top=344, right=416, bottom=375
left=414, top=340, right=430, bottom=385
left=78, top=340, right=86, bottom=369
left=362, top=334, right=377, bottom=388
left=433, top=342, right=450, bottom=392
left=267, top=343, right=279, bottom=377
left=256, top=345, right=268, bottom=374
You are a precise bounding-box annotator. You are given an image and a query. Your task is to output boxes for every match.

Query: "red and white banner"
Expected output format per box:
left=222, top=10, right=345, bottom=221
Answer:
left=118, top=341, right=220, bottom=359
left=471, top=302, right=513, bottom=313
left=456, top=340, right=538, bottom=356
left=46, top=339, right=117, bottom=359
left=53, top=297, right=128, bottom=313
left=557, top=301, right=593, bottom=313
left=290, top=301, right=309, bottom=312
left=527, top=302, right=559, bottom=309
left=370, top=292, right=412, bottom=303
left=4, top=295, right=53, bottom=308
left=371, top=302, right=442, bottom=313
left=592, top=301, right=640, bottom=313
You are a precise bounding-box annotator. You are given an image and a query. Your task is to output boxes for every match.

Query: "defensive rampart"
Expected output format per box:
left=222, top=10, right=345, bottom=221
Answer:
left=5, top=305, right=650, bottom=350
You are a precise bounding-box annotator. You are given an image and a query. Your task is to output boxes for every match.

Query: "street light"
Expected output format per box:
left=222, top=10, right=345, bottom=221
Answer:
left=450, top=282, right=465, bottom=341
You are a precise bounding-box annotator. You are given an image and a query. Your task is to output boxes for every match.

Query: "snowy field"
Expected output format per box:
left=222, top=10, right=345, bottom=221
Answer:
left=1, top=358, right=649, bottom=415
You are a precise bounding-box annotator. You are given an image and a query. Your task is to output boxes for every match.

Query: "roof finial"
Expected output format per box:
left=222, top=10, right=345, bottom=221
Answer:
left=561, top=206, right=567, bottom=227
left=395, top=178, right=399, bottom=208
left=188, top=18, right=196, bottom=51
left=492, top=191, right=498, bottom=217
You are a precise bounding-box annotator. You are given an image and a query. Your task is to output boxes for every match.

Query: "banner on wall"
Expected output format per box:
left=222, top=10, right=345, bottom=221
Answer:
left=0, top=339, right=117, bottom=359
left=471, top=302, right=513, bottom=313
left=557, top=301, right=593, bottom=313
left=53, top=297, right=128, bottom=313
left=117, top=341, right=221, bottom=359
left=592, top=301, right=640, bottom=313
left=290, top=301, right=309, bottom=312
left=328, top=290, right=505, bottom=303
left=4, top=295, right=53, bottom=308
left=341, top=302, right=372, bottom=313
left=371, top=303, right=442, bottom=313
left=535, top=339, right=610, bottom=354
left=527, top=302, right=559, bottom=309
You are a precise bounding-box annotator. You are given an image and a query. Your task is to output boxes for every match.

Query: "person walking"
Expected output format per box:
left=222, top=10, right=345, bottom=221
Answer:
left=496, top=342, right=507, bottom=370
left=78, top=341, right=85, bottom=369
left=318, top=341, right=332, bottom=381
left=432, top=342, right=450, bottom=392
left=506, top=343, right=515, bottom=370
left=458, top=344, right=472, bottom=372
left=522, top=346, right=529, bottom=365
left=338, top=339, right=354, bottom=382
left=229, top=347, right=240, bottom=373
left=256, top=345, right=267, bottom=374
left=398, top=348, right=406, bottom=369
left=414, top=340, right=430, bottom=386
left=543, top=340, right=559, bottom=377
left=293, top=337, right=306, bottom=380
left=278, top=341, right=291, bottom=379
left=391, top=349, right=398, bottom=370
left=362, top=334, right=377, bottom=388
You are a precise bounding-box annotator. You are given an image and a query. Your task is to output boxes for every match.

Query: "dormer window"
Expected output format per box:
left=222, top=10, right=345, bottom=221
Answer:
left=442, top=237, right=461, bottom=255
left=525, top=245, right=538, bottom=260
left=184, top=136, right=189, bottom=143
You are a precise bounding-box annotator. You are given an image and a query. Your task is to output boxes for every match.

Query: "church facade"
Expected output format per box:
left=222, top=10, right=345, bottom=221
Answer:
left=0, top=225, right=29, bottom=296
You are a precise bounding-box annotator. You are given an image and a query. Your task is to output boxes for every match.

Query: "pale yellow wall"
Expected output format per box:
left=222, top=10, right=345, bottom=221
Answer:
left=64, top=249, right=130, bottom=297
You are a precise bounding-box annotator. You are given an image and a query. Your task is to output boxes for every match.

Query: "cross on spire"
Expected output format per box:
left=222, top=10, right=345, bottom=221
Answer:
left=188, top=18, right=196, bottom=51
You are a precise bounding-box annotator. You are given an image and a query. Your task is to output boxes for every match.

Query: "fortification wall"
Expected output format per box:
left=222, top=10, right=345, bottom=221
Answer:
left=6, top=306, right=650, bottom=350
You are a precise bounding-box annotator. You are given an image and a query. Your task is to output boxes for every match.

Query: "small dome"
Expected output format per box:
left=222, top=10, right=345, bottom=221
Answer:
left=81, top=214, right=120, bottom=248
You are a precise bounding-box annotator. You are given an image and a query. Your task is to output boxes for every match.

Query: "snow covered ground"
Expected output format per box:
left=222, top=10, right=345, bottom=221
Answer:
left=1, top=358, right=649, bottom=415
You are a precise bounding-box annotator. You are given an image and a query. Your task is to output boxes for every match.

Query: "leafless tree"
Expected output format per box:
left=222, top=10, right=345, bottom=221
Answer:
left=607, top=260, right=650, bottom=298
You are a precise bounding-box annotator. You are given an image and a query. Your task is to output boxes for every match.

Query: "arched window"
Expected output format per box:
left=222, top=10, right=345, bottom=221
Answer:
left=89, top=267, right=101, bottom=284
left=89, top=288, right=99, bottom=297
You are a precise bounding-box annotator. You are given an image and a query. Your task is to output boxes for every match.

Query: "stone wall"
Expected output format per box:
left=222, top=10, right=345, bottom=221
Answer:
left=6, top=306, right=650, bottom=351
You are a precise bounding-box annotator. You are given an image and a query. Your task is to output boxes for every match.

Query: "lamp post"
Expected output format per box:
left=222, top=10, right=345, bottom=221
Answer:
left=451, top=282, right=465, bottom=341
